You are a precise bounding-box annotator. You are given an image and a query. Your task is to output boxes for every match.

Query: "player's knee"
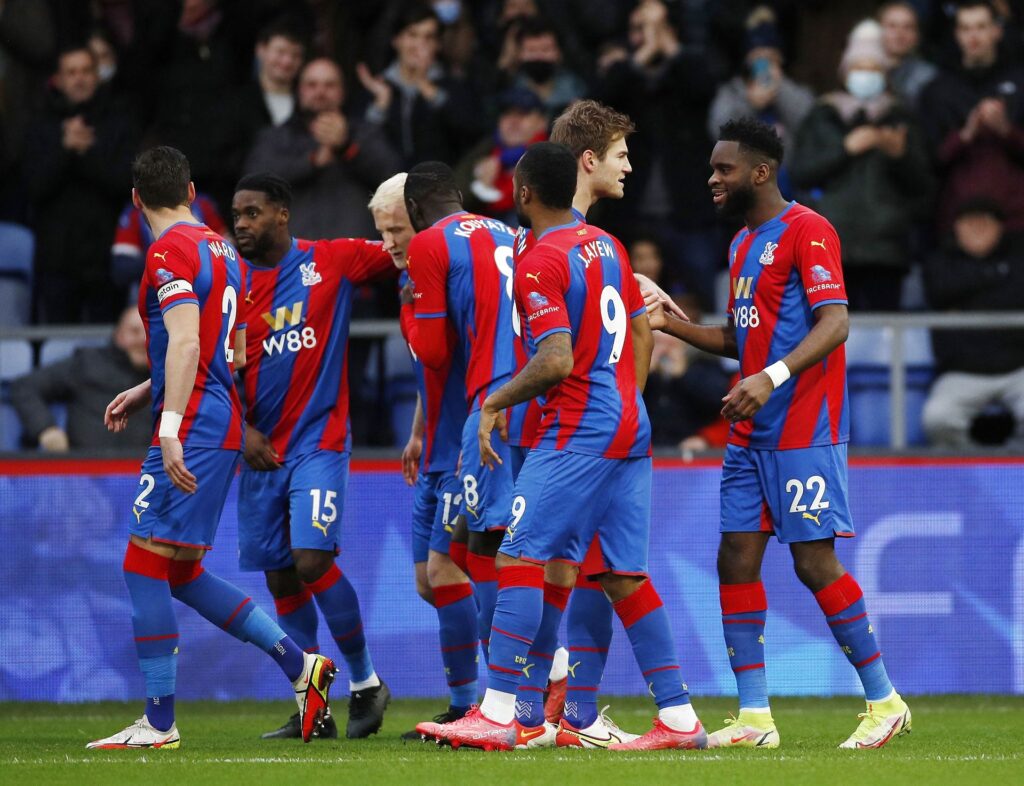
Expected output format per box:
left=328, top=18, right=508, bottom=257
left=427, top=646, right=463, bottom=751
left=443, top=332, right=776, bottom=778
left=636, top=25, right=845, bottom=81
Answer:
left=790, top=542, right=842, bottom=591
left=598, top=572, right=645, bottom=603
left=544, top=560, right=577, bottom=589
left=291, top=549, right=335, bottom=585
left=717, top=537, right=760, bottom=582
left=427, top=551, right=467, bottom=587
left=264, top=567, right=304, bottom=599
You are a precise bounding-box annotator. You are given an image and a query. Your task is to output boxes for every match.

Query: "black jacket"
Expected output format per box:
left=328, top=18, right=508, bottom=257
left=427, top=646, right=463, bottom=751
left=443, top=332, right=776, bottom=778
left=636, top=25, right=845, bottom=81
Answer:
left=923, top=231, right=1024, bottom=375
left=9, top=344, right=152, bottom=450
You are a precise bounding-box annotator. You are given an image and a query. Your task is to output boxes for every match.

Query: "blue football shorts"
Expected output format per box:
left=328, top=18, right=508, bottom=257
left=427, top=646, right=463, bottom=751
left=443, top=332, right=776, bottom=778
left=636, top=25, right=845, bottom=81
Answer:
left=411, top=469, right=464, bottom=563
left=128, top=446, right=240, bottom=550
left=237, top=449, right=349, bottom=572
left=499, top=448, right=652, bottom=576
left=461, top=407, right=514, bottom=532
left=720, top=443, right=854, bottom=544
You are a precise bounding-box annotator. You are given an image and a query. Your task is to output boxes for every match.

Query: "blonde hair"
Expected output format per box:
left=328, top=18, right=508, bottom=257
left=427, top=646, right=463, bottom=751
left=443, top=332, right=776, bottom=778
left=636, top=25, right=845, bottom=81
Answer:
left=368, top=172, right=408, bottom=212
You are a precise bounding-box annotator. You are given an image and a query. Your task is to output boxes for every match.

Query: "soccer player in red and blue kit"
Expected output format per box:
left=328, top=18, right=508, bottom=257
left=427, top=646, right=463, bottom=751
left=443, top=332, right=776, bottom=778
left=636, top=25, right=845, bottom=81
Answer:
left=400, top=162, right=518, bottom=673
left=421, top=143, right=707, bottom=752
left=96, top=148, right=335, bottom=749
left=647, top=118, right=911, bottom=749
left=231, top=173, right=394, bottom=740
left=368, top=174, right=479, bottom=733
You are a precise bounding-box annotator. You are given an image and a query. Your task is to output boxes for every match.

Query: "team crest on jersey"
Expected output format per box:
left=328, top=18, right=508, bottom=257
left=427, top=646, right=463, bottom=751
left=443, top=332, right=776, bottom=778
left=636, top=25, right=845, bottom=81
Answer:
left=300, top=261, right=322, bottom=287
left=156, top=267, right=174, bottom=284
left=810, top=264, right=832, bottom=283
left=759, top=242, right=778, bottom=266
left=528, top=291, right=549, bottom=308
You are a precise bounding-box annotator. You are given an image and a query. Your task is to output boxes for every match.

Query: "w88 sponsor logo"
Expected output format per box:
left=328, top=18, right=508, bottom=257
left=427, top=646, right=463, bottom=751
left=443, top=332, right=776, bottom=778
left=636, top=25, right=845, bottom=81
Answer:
left=262, top=326, right=317, bottom=356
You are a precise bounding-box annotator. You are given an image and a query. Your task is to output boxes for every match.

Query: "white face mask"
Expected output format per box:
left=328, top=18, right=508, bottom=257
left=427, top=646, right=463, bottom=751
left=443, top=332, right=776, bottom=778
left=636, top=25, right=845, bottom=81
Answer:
left=846, top=69, right=885, bottom=100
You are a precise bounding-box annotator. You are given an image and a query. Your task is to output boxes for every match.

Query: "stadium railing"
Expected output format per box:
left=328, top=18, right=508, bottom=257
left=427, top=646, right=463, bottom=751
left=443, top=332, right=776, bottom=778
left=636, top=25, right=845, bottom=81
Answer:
left=2, top=314, right=1024, bottom=451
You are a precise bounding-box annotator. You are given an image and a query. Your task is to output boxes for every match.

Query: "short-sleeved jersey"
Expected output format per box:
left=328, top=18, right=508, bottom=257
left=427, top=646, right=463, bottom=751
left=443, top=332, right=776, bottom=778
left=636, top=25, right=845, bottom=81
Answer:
left=726, top=202, right=849, bottom=450
left=399, top=271, right=467, bottom=473
left=407, top=211, right=517, bottom=409
left=242, top=237, right=395, bottom=459
left=114, top=196, right=227, bottom=262
left=506, top=207, right=586, bottom=447
left=139, top=222, right=245, bottom=449
left=515, top=219, right=651, bottom=459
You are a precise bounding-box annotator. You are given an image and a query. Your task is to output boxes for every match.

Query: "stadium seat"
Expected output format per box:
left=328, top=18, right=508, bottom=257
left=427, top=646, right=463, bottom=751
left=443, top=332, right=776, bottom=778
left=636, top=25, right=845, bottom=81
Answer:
left=847, top=327, right=934, bottom=446
left=39, top=336, right=108, bottom=366
left=0, top=339, right=33, bottom=450
left=0, top=222, right=34, bottom=327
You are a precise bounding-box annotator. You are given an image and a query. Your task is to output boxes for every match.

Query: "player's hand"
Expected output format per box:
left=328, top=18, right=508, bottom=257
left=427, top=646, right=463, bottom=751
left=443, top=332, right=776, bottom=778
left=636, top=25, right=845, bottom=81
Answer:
left=478, top=405, right=506, bottom=471
left=402, top=434, right=422, bottom=486
left=105, top=380, right=152, bottom=432
left=356, top=62, right=393, bottom=111
left=243, top=424, right=281, bottom=472
left=635, top=273, right=689, bottom=322
left=720, top=372, right=774, bottom=423
left=38, top=426, right=70, bottom=453
left=644, top=295, right=668, bottom=331
left=400, top=280, right=415, bottom=305
left=160, top=436, right=197, bottom=494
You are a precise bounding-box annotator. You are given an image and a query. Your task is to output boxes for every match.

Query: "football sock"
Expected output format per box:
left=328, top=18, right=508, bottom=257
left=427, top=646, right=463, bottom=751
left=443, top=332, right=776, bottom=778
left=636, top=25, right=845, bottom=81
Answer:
left=467, top=552, right=498, bottom=662
left=516, top=582, right=571, bottom=728
left=123, top=543, right=177, bottom=732
left=815, top=573, right=893, bottom=702
left=449, top=541, right=469, bottom=575
left=612, top=579, right=690, bottom=710
left=720, top=582, right=770, bottom=710
left=484, top=564, right=544, bottom=711
left=305, top=563, right=378, bottom=689
left=433, top=582, right=480, bottom=709
left=168, top=560, right=304, bottom=681
left=273, top=588, right=320, bottom=653
left=564, top=575, right=612, bottom=729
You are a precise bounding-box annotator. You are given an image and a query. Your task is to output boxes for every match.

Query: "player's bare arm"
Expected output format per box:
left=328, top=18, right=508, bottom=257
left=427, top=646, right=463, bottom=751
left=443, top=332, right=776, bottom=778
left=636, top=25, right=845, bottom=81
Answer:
left=478, top=332, right=573, bottom=468
left=160, top=303, right=201, bottom=494
left=402, top=393, right=425, bottom=486
left=721, top=303, right=848, bottom=422
left=631, top=313, right=653, bottom=393
left=635, top=272, right=689, bottom=322
left=647, top=299, right=739, bottom=359
left=233, top=327, right=247, bottom=370
left=104, top=378, right=153, bottom=432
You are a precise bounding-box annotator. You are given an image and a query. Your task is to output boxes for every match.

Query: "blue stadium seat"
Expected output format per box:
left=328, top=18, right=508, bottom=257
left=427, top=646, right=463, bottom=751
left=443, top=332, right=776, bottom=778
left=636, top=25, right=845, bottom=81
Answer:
left=0, top=223, right=34, bottom=327
left=847, top=327, right=934, bottom=446
left=0, top=339, right=33, bottom=450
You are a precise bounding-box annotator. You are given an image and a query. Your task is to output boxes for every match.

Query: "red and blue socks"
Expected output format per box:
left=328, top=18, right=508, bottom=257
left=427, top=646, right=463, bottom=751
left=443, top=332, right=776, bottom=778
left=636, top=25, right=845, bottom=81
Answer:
left=123, top=543, right=177, bottom=732
left=466, top=552, right=498, bottom=662
left=613, top=580, right=694, bottom=728
left=449, top=541, right=469, bottom=575
left=516, top=581, right=571, bottom=728
left=433, top=582, right=479, bottom=711
left=273, top=588, right=320, bottom=654
left=563, top=575, right=612, bottom=729
left=479, top=564, right=545, bottom=724
left=815, top=573, right=893, bottom=702
left=168, top=560, right=305, bottom=682
left=304, top=563, right=378, bottom=689
left=720, top=582, right=770, bottom=710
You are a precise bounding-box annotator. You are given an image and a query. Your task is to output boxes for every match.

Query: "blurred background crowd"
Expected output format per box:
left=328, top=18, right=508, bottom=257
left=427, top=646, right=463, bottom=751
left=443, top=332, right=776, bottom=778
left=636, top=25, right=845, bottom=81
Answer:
left=1, top=0, right=1023, bottom=454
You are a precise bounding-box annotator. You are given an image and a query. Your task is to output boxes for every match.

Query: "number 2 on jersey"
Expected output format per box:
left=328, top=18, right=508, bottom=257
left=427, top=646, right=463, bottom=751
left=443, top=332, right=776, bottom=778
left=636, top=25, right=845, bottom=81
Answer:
left=222, top=285, right=237, bottom=363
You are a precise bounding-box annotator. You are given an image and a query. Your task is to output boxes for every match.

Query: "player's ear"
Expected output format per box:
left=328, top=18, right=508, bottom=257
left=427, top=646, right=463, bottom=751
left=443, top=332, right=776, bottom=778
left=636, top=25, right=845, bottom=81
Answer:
left=186, top=181, right=196, bottom=205
left=131, top=187, right=142, bottom=211
left=279, top=206, right=289, bottom=226
left=753, top=162, right=771, bottom=186
left=580, top=150, right=596, bottom=174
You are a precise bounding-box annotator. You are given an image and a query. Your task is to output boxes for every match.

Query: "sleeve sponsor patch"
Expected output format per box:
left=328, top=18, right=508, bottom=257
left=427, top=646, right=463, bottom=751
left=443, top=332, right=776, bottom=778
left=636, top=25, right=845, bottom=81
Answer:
left=157, top=279, right=194, bottom=303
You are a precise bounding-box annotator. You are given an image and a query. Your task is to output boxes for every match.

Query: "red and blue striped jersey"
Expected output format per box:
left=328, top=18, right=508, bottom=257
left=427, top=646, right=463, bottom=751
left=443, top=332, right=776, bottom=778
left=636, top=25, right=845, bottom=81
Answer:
left=399, top=272, right=467, bottom=473
left=506, top=208, right=586, bottom=447
left=727, top=202, right=849, bottom=450
left=242, top=237, right=395, bottom=459
left=515, top=219, right=651, bottom=459
left=407, top=211, right=517, bottom=410
left=139, top=222, right=245, bottom=449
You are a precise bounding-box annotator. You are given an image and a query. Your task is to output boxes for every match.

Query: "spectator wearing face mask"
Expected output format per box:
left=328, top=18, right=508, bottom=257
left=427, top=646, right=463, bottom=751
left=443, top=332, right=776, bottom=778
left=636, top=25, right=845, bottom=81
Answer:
left=790, top=19, right=934, bottom=311
left=510, top=17, right=586, bottom=120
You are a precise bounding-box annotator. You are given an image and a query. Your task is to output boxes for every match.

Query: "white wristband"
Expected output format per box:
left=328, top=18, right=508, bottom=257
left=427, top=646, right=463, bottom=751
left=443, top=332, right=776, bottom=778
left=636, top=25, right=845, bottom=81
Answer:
left=159, top=411, right=183, bottom=439
left=763, top=360, right=791, bottom=389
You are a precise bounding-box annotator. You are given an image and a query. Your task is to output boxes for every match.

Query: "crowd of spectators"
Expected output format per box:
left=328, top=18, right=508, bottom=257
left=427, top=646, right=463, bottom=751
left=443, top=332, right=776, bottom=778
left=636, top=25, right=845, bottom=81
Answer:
left=1, top=0, right=1023, bottom=450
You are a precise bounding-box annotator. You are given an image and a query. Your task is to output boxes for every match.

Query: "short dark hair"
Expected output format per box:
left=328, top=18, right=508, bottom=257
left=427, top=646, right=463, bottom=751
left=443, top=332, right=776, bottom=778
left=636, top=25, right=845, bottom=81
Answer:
left=516, top=17, right=560, bottom=47
left=393, top=2, right=440, bottom=37
left=405, top=161, right=459, bottom=205
left=235, top=172, right=293, bottom=208
left=955, top=0, right=999, bottom=21
left=719, top=117, right=785, bottom=166
left=517, top=142, right=577, bottom=210
left=257, top=18, right=306, bottom=48
left=132, top=146, right=190, bottom=209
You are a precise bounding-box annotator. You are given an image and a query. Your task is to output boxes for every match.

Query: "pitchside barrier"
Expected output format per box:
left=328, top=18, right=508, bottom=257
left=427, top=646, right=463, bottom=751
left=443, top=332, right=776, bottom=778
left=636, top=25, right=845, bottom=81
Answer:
left=1, top=456, right=1020, bottom=703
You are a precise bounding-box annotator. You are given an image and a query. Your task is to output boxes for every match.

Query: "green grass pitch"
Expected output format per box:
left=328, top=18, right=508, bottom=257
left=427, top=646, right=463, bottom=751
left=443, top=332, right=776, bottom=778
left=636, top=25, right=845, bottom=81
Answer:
left=2, top=696, right=1022, bottom=785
